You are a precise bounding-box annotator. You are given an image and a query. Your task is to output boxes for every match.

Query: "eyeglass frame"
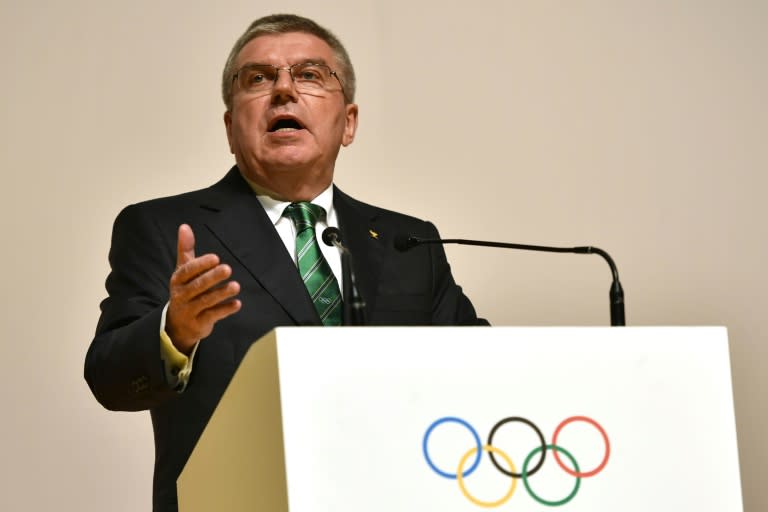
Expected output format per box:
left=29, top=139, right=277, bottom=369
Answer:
left=231, top=62, right=346, bottom=98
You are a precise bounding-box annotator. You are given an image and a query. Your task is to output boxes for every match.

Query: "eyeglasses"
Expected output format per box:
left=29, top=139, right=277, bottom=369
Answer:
left=232, top=62, right=345, bottom=97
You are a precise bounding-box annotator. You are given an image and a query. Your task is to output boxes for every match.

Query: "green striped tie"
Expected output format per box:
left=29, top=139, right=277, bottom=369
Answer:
left=283, top=202, right=342, bottom=326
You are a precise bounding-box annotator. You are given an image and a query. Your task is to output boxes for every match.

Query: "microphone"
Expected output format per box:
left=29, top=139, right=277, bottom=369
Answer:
left=395, top=234, right=625, bottom=326
left=321, top=227, right=367, bottom=326
left=322, top=226, right=343, bottom=248
left=393, top=234, right=419, bottom=252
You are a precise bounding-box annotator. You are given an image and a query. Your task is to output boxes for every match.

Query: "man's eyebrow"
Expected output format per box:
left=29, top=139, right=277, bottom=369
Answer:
left=240, top=57, right=331, bottom=67
left=300, top=57, right=329, bottom=66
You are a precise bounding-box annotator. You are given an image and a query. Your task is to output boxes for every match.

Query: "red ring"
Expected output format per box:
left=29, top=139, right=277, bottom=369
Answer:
left=551, top=416, right=610, bottom=477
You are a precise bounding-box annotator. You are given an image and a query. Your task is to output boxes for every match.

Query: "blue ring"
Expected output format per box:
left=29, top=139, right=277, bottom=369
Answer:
left=422, top=417, right=482, bottom=479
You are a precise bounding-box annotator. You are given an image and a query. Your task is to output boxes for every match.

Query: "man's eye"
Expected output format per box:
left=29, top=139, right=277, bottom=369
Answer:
left=298, top=68, right=322, bottom=81
left=249, top=73, right=267, bottom=84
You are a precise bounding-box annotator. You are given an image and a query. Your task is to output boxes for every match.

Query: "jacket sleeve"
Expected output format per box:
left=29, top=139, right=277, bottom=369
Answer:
left=84, top=204, right=180, bottom=411
left=425, top=221, right=490, bottom=326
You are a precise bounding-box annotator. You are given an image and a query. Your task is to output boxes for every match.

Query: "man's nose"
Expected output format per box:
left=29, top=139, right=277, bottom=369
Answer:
left=271, top=68, right=298, bottom=103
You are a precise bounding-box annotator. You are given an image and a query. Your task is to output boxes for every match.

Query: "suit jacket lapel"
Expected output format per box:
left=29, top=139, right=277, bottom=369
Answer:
left=334, top=187, right=383, bottom=317
left=200, top=168, right=320, bottom=326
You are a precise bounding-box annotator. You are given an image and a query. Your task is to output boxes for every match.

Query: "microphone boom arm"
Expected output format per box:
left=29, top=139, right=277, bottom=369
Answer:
left=405, top=236, right=625, bottom=326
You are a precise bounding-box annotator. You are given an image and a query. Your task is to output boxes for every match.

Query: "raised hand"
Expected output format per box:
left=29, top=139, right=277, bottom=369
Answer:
left=165, top=224, right=241, bottom=354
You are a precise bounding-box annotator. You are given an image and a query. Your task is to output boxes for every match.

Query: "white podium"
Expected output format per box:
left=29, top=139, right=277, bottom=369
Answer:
left=178, top=327, right=742, bottom=511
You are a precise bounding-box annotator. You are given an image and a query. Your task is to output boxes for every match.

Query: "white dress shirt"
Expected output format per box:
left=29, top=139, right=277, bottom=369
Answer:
left=252, top=184, right=344, bottom=292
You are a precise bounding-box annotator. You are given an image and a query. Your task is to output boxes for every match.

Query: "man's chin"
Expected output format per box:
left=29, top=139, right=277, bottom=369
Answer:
left=264, top=158, right=316, bottom=173
left=260, top=147, right=321, bottom=171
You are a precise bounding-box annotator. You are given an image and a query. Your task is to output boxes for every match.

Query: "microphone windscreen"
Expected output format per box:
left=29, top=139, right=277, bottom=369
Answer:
left=321, top=227, right=341, bottom=247
left=393, top=234, right=417, bottom=252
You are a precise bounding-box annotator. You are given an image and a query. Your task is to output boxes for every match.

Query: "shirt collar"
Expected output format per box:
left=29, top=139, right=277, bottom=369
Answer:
left=239, top=173, right=335, bottom=226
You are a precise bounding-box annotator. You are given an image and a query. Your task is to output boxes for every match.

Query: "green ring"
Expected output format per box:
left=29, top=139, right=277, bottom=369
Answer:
left=521, top=444, right=581, bottom=506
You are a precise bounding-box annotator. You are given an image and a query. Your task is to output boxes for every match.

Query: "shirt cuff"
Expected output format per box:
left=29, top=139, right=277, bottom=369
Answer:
left=159, top=302, right=199, bottom=392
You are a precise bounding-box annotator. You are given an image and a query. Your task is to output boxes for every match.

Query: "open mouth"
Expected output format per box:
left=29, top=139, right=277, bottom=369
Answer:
left=268, top=117, right=306, bottom=132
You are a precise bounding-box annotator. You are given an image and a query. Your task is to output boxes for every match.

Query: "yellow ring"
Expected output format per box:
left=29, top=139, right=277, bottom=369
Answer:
left=456, top=444, right=518, bottom=508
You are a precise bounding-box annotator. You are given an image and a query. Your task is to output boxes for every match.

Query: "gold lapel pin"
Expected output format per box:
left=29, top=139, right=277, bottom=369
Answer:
left=368, top=229, right=379, bottom=240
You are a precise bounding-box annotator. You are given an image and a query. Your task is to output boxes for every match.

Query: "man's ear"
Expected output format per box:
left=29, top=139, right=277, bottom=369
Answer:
left=341, top=103, right=358, bottom=147
left=224, top=110, right=235, bottom=154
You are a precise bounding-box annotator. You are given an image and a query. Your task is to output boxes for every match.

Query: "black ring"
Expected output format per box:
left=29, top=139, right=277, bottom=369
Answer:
left=487, top=416, right=547, bottom=478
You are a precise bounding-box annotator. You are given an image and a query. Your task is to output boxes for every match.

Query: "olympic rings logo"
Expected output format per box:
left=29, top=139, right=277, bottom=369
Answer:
left=422, top=416, right=610, bottom=507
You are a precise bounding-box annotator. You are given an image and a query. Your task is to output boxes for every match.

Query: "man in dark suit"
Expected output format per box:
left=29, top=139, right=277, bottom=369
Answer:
left=85, top=14, right=485, bottom=512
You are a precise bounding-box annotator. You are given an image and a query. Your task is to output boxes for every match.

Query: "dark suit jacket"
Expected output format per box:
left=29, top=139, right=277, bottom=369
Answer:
left=84, top=166, right=485, bottom=511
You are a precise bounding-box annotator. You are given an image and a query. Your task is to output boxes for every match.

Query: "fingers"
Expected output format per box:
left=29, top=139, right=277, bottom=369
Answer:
left=177, top=224, right=196, bottom=267
left=182, top=275, right=241, bottom=312
left=196, top=296, right=242, bottom=328
left=172, top=223, right=228, bottom=300
left=167, top=224, right=242, bottom=353
left=171, top=257, right=228, bottom=300
left=167, top=267, right=241, bottom=352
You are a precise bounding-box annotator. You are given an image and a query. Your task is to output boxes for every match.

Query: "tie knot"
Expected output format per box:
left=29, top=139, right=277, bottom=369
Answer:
left=283, top=202, right=325, bottom=232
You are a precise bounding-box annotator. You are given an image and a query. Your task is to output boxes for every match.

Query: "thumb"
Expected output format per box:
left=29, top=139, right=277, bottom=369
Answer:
left=176, top=224, right=196, bottom=267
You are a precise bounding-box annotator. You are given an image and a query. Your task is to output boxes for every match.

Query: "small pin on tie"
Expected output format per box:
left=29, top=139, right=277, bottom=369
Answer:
left=369, top=229, right=379, bottom=239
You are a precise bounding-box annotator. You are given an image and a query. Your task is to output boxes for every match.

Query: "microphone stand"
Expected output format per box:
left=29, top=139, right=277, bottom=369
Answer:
left=338, top=249, right=353, bottom=324
left=322, top=228, right=367, bottom=326
left=400, top=236, right=625, bottom=326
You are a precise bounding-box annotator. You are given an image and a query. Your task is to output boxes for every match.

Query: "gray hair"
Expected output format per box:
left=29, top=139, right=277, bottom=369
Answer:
left=222, top=14, right=356, bottom=110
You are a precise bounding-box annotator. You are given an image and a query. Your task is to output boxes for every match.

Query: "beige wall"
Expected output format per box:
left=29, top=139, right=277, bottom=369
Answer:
left=1, top=1, right=765, bottom=510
